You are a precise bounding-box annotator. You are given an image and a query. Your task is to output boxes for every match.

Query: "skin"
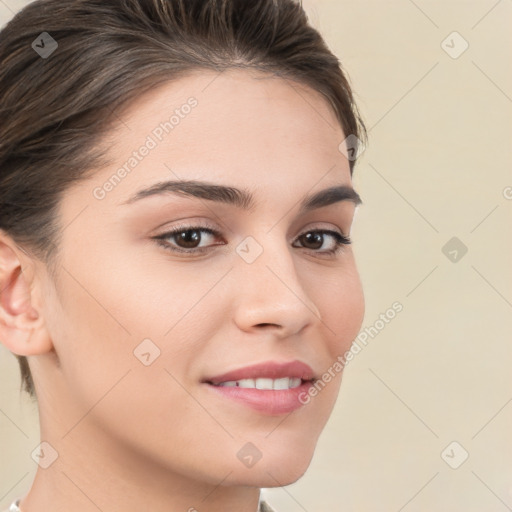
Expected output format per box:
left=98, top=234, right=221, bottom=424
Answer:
left=0, top=68, right=365, bottom=512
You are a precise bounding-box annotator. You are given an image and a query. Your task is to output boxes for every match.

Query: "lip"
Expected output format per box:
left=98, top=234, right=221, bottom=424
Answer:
left=203, top=360, right=316, bottom=385
left=202, top=360, right=316, bottom=416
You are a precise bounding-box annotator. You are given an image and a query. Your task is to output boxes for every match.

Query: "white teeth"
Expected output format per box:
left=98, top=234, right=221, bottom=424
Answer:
left=289, top=377, right=301, bottom=388
left=255, top=378, right=274, bottom=390
left=217, top=377, right=303, bottom=389
left=237, top=379, right=255, bottom=388
left=273, top=377, right=290, bottom=390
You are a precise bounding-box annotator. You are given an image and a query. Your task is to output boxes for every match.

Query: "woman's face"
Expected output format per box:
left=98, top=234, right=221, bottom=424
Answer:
left=34, top=68, right=365, bottom=487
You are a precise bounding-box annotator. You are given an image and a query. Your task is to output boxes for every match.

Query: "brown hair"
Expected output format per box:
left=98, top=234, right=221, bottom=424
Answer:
left=0, top=0, right=366, bottom=400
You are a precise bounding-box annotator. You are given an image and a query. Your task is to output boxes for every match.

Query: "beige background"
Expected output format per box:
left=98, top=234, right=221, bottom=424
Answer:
left=1, top=0, right=511, bottom=510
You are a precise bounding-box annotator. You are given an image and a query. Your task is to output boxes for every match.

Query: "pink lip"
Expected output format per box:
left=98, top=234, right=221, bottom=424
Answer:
left=202, top=360, right=316, bottom=416
left=203, top=360, right=315, bottom=385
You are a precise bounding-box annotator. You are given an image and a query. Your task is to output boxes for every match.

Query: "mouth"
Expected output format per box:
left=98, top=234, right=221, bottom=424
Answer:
left=201, top=360, right=317, bottom=415
left=208, top=376, right=306, bottom=390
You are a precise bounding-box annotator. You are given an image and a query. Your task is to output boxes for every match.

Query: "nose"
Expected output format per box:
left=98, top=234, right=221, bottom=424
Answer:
left=231, top=235, right=321, bottom=338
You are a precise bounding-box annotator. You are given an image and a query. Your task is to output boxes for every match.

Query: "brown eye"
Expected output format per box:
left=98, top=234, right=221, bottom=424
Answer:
left=298, top=232, right=324, bottom=250
left=173, top=229, right=202, bottom=249
left=152, top=225, right=351, bottom=257
left=293, top=229, right=351, bottom=255
left=153, top=225, right=223, bottom=254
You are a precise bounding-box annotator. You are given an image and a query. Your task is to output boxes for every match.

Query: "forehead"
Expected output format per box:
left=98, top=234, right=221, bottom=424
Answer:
left=109, top=68, right=344, bottom=155
left=77, top=68, right=351, bottom=209
left=117, top=67, right=341, bottom=133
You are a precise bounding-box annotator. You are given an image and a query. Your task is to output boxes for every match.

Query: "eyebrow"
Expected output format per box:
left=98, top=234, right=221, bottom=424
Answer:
left=121, top=179, right=362, bottom=213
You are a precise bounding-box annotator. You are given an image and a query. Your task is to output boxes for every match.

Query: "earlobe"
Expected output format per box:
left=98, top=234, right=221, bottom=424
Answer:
left=0, top=235, right=53, bottom=356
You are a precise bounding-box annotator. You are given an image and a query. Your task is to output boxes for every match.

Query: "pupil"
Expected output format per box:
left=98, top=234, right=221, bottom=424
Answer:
left=178, top=230, right=200, bottom=248
left=303, top=232, right=322, bottom=249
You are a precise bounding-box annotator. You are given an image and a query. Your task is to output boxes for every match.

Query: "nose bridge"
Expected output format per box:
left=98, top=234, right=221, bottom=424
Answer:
left=232, top=231, right=320, bottom=333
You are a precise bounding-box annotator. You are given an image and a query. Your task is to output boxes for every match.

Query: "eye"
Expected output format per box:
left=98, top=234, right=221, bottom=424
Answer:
left=152, top=224, right=351, bottom=256
left=293, top=229, right=351, bottom=255
left=152, top=224, right=223, bottom=254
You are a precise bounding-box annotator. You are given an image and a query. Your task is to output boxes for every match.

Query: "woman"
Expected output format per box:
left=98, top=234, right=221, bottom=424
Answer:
left=0, top=0, right=366, bottom=510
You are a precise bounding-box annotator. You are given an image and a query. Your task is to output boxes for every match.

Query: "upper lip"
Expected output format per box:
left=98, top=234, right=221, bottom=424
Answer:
left=203, top=360, right=316, bottom=385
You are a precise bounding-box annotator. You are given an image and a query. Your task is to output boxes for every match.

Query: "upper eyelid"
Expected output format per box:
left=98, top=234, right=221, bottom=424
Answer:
left=153, top=229, right=348, bottom=258
left=152, top=223, right=351, bottom=259
left=155, top=222, right=348, bottom=239
left=154, top=222, right=221, bottom=238
left=154, top=224, right=350, bottom=248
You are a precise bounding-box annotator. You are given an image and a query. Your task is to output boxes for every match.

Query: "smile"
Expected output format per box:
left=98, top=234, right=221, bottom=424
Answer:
left=213, top=377, right=303, bottom=389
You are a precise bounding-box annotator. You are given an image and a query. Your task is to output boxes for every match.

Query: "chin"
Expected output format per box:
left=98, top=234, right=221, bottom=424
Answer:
left=225, top=448, right=315, bottom=487
left=263, top=458, right=312, bottom=486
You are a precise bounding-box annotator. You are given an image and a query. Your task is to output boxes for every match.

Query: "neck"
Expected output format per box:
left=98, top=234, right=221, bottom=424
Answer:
left=20, top=417, right=261, bottom=512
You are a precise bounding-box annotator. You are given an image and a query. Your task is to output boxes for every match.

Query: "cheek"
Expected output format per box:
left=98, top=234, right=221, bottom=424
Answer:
left=292, top=260, right=364, bottom=417
left=48, top=249, right=224, bottom=410
left=312, top=261, right=365, bottom=356
left=46, top=268, right=211, bottom=460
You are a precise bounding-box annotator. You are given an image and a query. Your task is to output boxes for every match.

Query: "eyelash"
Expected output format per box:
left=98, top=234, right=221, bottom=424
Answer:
left=152, top=223, right=352, bottom=257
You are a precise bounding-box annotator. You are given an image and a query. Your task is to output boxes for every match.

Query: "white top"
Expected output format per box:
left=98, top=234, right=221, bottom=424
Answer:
left=8, top=499, right=21, bottom=512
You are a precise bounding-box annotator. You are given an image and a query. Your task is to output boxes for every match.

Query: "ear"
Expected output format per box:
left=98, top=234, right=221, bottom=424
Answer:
left=0, top=232, right=53, bottom=356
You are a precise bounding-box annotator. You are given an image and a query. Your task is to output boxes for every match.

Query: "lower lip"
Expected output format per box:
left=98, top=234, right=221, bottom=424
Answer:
left=203, top=381, right=314, bottom=415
